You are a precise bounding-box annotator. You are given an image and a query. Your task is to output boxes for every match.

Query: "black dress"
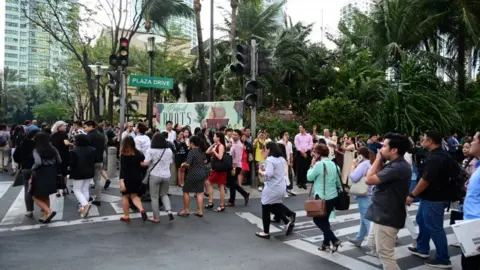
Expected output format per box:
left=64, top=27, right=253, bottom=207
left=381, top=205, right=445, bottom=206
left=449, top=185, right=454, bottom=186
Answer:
left=182, top=148, right=206, bottom=193
left=31, top=149, right=61, bottom=197
left=51, top=131, right=70, bottom=176
left=120, top=150, right=145, bottom=195
left=174, top=139, right=189, bottom=168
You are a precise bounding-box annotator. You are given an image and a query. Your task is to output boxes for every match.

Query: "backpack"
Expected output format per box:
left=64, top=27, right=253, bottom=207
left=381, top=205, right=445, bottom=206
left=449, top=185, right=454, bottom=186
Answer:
left=433, top=151, right=467, bottom=202
left=0, top=133, right=7, bottom=147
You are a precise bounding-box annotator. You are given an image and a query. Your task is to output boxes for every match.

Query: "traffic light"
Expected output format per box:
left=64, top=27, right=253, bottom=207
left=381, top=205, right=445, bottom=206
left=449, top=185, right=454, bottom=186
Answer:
left=107, top=70, right=121, bottom=97
left=109, top=54, right=118, bottom=69
left=244, top=80, right=259, bottom=107
left=230, top=44, right=251, bottom=75
left=118, top=38, right=129, bottom=68
left=258, top=48, right=274, bottom=75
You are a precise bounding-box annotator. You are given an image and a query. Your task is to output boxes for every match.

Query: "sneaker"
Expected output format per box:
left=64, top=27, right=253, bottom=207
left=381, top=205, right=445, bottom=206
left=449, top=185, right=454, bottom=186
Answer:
left=284, top=193, right=289, bottom=198
left=25, top=211, right=33, bottom=218
left=91, top=200, right=101, bottom=207
left=287, top=190, right=297, bottom=196
left=258, top=186, right=263, bottom=192
left=449, top=242, right=461, bottom=248
left=104, top=179, right=111, bottom=189
left=424, top=259, right=452, bottom=269
left=365, top=251, right=378, bottom=257
left=408, top=247, right=429, bottom=259
left=347, top=237, right=361, bottom=248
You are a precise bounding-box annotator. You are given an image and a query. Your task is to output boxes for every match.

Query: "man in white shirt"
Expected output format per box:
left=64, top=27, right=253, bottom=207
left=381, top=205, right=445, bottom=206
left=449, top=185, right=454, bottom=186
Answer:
left=164, top=121, right=176, bottom=143
left=134, top=123, right=151, bottom=156
left=121, top=122, right=136, bottom=140
left=317, top=128, right=336, bottom=159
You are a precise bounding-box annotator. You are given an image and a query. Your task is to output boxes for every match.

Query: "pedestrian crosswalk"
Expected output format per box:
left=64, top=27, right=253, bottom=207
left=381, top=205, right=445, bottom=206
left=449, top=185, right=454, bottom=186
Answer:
left=237, top=203, right=463, bottom=270
left=0, top=182, right=149, bottom=232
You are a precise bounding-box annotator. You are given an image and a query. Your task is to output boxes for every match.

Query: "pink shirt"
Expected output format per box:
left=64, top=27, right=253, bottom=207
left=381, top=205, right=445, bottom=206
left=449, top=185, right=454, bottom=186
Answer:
left=230, top=139, right=244, bottom=168
left=294, top=133, right=313, bottom=152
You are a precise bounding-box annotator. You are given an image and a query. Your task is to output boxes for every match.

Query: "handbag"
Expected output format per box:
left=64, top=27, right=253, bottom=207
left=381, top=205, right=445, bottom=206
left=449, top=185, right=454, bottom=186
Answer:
left=142, top=149, right=166, bottom=185
left=211, top=153, right=233, bottom=172
left=349, top=176, right=369, bottom=196
left=335, top=166, right=350, bottom=211
left=304, top=163, right=327, bottom=217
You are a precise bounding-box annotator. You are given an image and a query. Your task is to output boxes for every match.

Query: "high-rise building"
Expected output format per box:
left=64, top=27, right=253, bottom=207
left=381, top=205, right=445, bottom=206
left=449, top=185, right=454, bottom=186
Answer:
left=340, top=0, right=375, bottom=22
left=3, top=0, right=70, bottom=85
left=130, top=0, right=197, bottom=48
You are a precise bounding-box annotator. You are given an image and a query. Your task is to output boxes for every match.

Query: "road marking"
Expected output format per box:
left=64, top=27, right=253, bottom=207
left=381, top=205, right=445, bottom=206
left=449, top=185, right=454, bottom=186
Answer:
left=0, top=187, right=25, bottom=225
left=110, top=201, right=132, bottom=214
left=236, top=212, right=282, bottom=233
left=88, top=205, right=99, bottom=217
left=285, top=239, right=376, bottom=270
left=100, top=193, right=122, bottom=203
left=0, top=211, right=177, bottom=234
left=409, top=254, right=462, bottom=270
left=0, top=182, right=12, bottom=200
left=49, top=194, right=64, bottom=221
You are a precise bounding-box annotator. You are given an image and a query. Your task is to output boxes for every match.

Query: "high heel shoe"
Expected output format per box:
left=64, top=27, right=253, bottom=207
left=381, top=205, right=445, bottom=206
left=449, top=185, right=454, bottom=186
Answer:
left=331, top=241, right=342, bottom=253
left=204, top=202, right=214, bottom=209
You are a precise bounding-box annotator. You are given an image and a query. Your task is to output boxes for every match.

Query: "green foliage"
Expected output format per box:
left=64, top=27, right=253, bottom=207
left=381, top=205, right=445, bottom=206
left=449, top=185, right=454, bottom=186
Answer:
left=34, top=102, right=70, bottom=123
left=307, top=98, right=358, bottom=132
left=256, top=111, right=299, bottom=141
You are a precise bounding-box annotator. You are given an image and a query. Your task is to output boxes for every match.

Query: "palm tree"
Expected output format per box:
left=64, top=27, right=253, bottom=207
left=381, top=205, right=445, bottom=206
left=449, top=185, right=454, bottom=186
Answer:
left=0, top=67, right=25, bottom=122
left=114, top=93, right=139, bottom=121
left=193, top=0, right=208, bottom=101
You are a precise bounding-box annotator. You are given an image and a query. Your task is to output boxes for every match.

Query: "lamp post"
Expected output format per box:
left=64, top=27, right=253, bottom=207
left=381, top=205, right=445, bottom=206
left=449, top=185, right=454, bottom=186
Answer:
left=146, top=36, right=155, bottom=130
left=88, top=62, right=108, bottom=120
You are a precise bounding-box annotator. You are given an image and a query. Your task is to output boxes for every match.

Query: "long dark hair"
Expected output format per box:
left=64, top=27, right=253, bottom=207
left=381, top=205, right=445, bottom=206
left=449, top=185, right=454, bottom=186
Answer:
left=196, top=132, right=209, bottom=152
left=151, top=133, right=168, bottom=149
left=265, top=142, right=282, bottom=158
left=120, top=136, right=136, bottom=156
left=278, top=143, right=287, bottom=160
left=215, top=132, right=226, bottom=146
left=34, top=132, right=57, bottom=159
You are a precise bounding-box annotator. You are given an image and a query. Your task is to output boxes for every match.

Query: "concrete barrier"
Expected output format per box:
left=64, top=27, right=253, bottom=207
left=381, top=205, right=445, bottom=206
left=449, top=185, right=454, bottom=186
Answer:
left=107, top=147, right=117, bottom=178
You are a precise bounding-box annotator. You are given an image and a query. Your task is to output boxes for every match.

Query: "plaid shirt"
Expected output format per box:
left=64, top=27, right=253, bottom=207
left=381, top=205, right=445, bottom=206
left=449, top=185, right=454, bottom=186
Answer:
left=69, top=128, right=86, bottom=141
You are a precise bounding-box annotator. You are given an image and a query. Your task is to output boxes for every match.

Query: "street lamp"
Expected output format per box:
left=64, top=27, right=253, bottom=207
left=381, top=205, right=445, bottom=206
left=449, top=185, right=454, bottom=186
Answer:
left=146, top=36, right=155, bottom=130
left=88, top=62, right=108, bottom=119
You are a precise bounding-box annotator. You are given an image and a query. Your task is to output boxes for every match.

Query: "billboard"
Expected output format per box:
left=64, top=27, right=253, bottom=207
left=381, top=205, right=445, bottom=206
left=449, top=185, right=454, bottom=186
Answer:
left=153, top=101, right=244, bottom=132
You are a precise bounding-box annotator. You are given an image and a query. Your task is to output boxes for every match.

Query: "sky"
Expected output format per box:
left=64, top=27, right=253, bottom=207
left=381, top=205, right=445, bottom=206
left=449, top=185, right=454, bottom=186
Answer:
left=0, top=0, right=346, bottom=70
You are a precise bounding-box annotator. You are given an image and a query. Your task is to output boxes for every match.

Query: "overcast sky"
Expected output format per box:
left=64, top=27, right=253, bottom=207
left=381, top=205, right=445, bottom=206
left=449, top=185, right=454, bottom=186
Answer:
left=0, top=0, right=346, bottom=70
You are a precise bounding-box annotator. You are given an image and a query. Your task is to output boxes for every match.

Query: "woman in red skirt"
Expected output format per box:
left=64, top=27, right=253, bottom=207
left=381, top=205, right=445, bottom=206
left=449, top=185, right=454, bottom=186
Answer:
left=206, top=132, right=227, bottom=212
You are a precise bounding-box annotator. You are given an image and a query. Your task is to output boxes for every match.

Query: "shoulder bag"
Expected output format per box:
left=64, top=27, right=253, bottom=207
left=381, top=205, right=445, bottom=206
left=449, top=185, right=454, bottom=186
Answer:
left=304, top=163, right=327, bottom=217
left=349, top=164, right=369, bottom=196
left=335, top=165, right=351, bottom=210
left=211, top=148, right=233, bottom=172
left=142, top=149, right=166, bottom=185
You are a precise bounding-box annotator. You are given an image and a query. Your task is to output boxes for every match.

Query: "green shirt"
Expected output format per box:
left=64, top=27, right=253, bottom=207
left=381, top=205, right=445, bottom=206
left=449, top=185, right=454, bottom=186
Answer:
left=307, top=158, right=342, bottom=200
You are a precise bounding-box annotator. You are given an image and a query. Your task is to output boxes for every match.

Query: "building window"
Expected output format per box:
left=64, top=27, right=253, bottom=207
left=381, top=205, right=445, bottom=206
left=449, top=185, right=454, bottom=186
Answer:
left=7, top=0, right=18, bottom=3
left=19, top=47, right=27, bottom=52
left=6, top=6, right=19, bottom=11
left=19, top=55, right=27, bottom=60
left=5, top=37, right=19, bottom=43
left=5, top=53, right=18, bottom=58
left=5, top=45, right=18, bottom=50
left=19, top=63, right=27, bottom=67
left=6, top=22, right=18, bottom=27
left=20, top=39, right=27, bottom=44
left=20, top=32, right=27, bottom=37
left=20, top=24, right=27, bottom=28
left=6, top=14, right=19, bottom=20
left=6, top=30, right=19, bottom=35
left=5, top=61, right=17, bottom=66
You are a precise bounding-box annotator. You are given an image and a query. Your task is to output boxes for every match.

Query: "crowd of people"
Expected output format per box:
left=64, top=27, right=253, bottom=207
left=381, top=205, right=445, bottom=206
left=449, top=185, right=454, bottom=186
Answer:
left=2, top=119, right=479, bottom=270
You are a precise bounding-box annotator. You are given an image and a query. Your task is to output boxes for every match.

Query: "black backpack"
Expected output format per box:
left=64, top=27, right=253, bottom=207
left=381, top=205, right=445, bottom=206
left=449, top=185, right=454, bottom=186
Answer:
left=434, top=151, right=468, bottom=202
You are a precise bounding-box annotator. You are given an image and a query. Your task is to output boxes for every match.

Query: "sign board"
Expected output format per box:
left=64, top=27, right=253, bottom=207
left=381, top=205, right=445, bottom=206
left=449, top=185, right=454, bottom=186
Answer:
left=153, top=101, right=244, bottom=132
left=129, top=75, right=174, bottom=89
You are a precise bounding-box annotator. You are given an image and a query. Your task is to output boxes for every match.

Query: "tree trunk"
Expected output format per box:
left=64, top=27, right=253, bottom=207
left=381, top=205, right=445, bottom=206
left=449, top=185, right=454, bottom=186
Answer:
left=230, top=0, right=238, bottom=62
left=457, top=21, right=466, bottom=98
left=194, top=0, right=208, bottom=101
left=82, top=52, right=99, bottom=121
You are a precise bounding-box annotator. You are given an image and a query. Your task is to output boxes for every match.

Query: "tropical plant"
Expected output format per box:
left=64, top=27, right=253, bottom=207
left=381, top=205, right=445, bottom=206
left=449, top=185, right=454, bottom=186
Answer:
left=0, top=67, right=26, bottom=122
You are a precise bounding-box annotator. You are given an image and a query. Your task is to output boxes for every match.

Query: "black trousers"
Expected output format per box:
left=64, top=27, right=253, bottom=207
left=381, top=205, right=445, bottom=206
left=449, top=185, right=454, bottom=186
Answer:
left=462, top=253, right=480, bottom=270
left=296, top=151, right=311, bottom=185
left=312, top=197, right=339, bottom=246
left=262, top=203, right=290, bottom=234
left=273, top=204, right=295, bottom=221
left=287, top=166, right=293, bottom=190
left=228, top=167, right=248, bottom=203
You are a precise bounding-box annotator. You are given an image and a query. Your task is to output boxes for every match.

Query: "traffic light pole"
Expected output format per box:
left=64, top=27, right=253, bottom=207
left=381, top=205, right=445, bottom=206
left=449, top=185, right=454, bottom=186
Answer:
left=250, top=39, right=258, bottom=188
left=119, top=69, right=126, bottom=136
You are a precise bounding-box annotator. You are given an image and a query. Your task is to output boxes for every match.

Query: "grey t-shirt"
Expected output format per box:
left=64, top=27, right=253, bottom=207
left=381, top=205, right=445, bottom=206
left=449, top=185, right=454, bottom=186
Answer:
left=365, top=157, right=411, bottom=229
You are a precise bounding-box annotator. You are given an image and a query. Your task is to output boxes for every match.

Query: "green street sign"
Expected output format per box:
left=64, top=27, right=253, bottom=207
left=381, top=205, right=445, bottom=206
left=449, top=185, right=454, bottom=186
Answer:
left=129, top=75, right=174, bottom=90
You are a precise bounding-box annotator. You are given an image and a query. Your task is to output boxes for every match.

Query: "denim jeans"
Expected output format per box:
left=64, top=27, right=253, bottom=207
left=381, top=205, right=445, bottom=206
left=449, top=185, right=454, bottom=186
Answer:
left=355, top=196, right=372, bottom=242
left=416, top=199, right=451, bottom=265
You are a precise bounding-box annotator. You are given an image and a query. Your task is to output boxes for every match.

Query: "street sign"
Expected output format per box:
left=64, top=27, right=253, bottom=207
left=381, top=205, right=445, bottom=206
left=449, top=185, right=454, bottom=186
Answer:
left=128, top=75, right=174, bottom=90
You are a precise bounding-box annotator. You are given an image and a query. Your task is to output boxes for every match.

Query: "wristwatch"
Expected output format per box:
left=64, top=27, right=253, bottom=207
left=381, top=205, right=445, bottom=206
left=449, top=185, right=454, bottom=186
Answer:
left=408, top=193, right=416, bottom=199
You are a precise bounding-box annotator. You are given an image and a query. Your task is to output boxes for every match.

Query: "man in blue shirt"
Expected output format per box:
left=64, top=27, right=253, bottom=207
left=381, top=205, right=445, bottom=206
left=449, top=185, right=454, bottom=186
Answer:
left=462, top=131, right=480, bottom=269
left=367, top=135, right=382, bottom=155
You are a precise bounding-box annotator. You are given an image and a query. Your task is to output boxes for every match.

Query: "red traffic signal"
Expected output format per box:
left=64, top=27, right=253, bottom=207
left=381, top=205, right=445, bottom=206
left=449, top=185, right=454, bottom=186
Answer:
left=120, top=38, right=129, bottom=47
left=118, top=37, right=129, bottom=67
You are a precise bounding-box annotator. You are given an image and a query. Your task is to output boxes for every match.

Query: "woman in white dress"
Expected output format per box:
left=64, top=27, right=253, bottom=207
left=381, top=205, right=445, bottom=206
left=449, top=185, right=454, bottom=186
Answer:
left=341, top=136, right=357, bottom=185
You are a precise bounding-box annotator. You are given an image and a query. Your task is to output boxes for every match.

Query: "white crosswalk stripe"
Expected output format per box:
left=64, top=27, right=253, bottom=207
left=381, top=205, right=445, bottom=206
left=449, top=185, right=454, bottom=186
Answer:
left=1, top=187, right=26, bottom=225
left=236, top=203, right=463, bottom=270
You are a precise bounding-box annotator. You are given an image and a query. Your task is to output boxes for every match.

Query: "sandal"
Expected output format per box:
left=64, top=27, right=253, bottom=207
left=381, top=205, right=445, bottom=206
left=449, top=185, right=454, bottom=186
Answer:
left=177, top=211, right=190, bottom=217
left=226, top=202, right=235, bottom=207
left=148, top=218, right=160, bottom=223
left=140, top=210, right=148, bottom=221
left=318, top=245, right=331, bottom=252
left=120, top=217, right=130, bottom=222
left=204, top=202, right=214, bottom=209
left=214, top=205, right=225, bottom=212
left=194, top=212, right=203, bottom=218
left=331, top=241, right=342, bottom=253
left=255, top=232, right=270, bottom=239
